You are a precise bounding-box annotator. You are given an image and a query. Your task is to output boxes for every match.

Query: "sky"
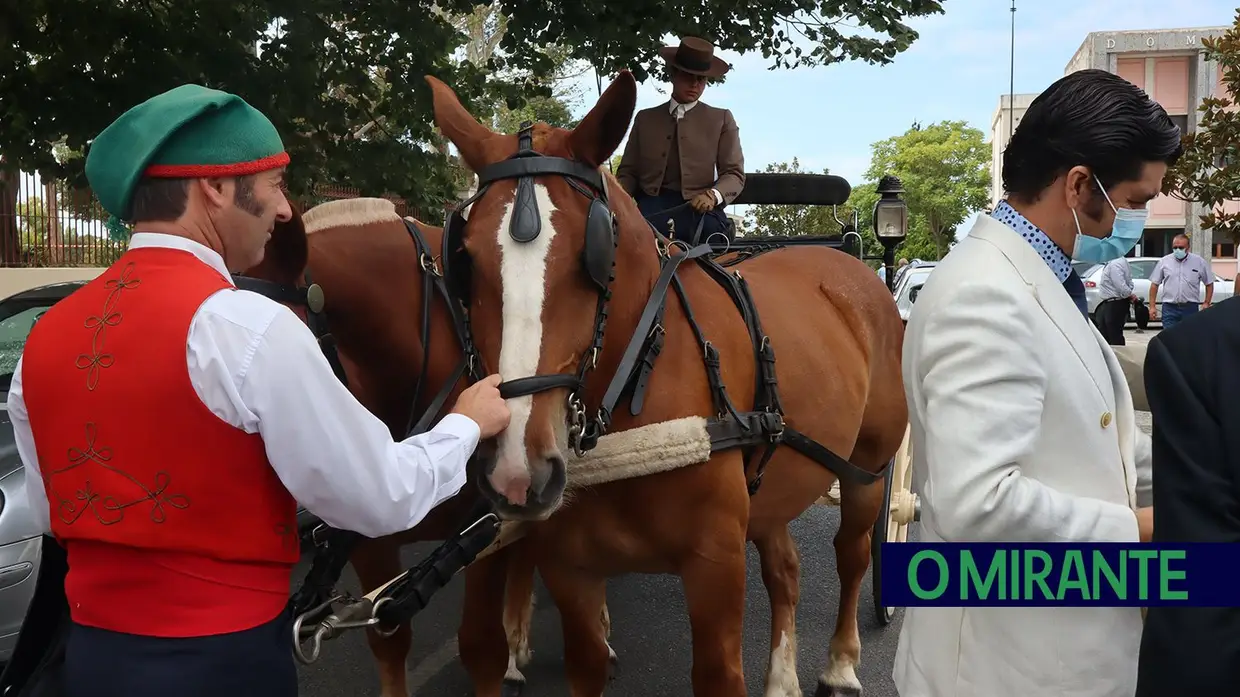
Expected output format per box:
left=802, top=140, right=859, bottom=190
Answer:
left=564, top=0, right=1239, bottom=233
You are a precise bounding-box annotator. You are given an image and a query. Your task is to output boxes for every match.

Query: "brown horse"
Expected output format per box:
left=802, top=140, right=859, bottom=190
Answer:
left=429, top=70, right=907, bottom=697
left=245, top=196, right=601, bottom=697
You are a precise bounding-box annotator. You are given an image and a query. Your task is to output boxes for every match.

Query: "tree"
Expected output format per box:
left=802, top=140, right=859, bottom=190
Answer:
left=865, top=120, right=990, bottom=259
left=1, top=0, right=943, bottom=258
left=1163, top=12, right=1240, bottom=247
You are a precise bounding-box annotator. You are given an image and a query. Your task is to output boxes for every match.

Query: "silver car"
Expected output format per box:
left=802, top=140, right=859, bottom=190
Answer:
left=1080, top=257, right=1235, bottom=324
left=0, top=281, right=320, bottom=663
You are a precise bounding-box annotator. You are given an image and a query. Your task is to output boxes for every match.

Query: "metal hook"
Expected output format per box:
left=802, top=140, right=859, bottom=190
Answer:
left=832, top=204, right=847, bottom=229
left=842, top=230, right=863, bottom=259
left=292, top=594, right=342, bottom=665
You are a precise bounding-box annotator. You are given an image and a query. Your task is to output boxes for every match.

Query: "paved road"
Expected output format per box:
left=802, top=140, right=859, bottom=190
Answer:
left=296, top=503, right=902, bottom=697
left=297, top=328, right=1159, bottom=697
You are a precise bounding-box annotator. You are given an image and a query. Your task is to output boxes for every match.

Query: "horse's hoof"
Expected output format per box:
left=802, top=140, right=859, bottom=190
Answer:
left=607, top=651, right=619, bottom=681
left=500, top=678, right=525, bottom=697
left=814, top=680, right=862, bottom=697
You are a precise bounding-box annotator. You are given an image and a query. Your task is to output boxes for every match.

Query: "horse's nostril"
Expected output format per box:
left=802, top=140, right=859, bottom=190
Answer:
left=529, top=455, right=568, bottom=504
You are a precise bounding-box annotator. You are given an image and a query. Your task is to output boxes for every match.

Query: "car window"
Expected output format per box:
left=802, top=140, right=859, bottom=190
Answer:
left=1129, top=260, right=1157, bottom=280
left=0, top=305, right=54, bottom=389
left=1072, top=262, right=1100, bottom=278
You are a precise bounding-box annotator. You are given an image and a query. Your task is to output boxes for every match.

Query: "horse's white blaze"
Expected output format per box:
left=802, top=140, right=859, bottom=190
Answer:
left=764, top=630, right=800, bottom=697
left=491, top=183, right=559, bottom=505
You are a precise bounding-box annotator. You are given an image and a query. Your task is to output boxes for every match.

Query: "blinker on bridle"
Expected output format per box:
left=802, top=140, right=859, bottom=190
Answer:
left=441, top=121, right=618, bottom=455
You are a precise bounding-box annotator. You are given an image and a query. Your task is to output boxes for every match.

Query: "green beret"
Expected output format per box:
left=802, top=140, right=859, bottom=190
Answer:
left=85, top=83, right=290, bottom=221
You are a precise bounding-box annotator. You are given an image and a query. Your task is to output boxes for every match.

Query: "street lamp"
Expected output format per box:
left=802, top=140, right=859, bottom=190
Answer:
left=873, top=175, right=908, bottom=292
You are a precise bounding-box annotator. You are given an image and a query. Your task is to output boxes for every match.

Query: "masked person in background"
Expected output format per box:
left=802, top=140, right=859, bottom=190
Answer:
left=895, top=68, right=1177, bottom=697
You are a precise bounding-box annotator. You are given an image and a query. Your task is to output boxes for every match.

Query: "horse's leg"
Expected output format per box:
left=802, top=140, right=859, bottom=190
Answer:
left=539, top=563, right=611, bottom=697
left=815, top=475, right=885, bottom=697
left=681, top=531, right=749, bottom=697
left=351, top=538, right=412, bottom=697
left=501, top=547, right=536, bottom=695
left=600, top=600, right=619, bottom=677
left=756, top=525, right=802, bottom=697
left=459, top=545, right=522, bottom=697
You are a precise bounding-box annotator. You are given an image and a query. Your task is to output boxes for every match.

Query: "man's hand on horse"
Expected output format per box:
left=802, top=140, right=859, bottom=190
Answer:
left=452, top=374, right=511, bottom=439
left=689, top=191, right=716, bottom=213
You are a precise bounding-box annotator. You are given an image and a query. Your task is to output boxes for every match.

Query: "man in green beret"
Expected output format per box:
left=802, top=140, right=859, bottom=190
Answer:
left=3, top=84, right=510, bottom=696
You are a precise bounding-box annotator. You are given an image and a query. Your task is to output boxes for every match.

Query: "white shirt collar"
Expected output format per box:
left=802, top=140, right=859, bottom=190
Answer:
left=127, top=232, right=235, bottom=286
left=669, top=98, right=698, bottom=120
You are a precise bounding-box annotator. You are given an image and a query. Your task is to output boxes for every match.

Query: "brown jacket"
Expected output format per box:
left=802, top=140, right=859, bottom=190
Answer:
left=615, top=101, right=745, bottom=204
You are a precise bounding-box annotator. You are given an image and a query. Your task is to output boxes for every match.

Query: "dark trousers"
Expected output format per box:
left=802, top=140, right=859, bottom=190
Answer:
left=64, top=608, right=297, bottom=697
left=1095, top=297, right=1130, bottom=345
left=1160, top=301, right=1199, bottom=330
left=635, top=189, right=731, bottom=245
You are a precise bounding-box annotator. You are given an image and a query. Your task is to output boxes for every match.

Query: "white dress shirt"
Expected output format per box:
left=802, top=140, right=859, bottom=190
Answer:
left=7, top=233, right=479, bottom=540
left=668, top=98, right=724, bottom=206
left=1097, top=257, right=1134, bottom=301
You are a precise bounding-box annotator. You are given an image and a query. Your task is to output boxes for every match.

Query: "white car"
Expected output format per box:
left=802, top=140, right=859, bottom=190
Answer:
left=1080, top=257, right=1234, bottom=324
left=894, top=262, right=936, bottom=323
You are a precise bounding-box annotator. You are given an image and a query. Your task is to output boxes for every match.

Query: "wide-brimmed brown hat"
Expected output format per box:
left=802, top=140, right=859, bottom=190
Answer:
left=659, top=37, right=731, bottom=78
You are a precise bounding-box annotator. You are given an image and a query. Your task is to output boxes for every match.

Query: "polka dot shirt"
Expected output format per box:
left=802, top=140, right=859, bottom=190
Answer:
left=990, top=200, right=1072, bottom=283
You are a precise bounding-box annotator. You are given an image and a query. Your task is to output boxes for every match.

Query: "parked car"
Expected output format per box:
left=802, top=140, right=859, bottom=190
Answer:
left=0, top=280, right=321, bottom=663
left=1080, top=257, right=1235, bottom=324
left=894, top=261, right=937, bottom=323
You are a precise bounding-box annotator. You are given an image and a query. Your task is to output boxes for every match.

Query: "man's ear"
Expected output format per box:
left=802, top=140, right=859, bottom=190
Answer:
left=195, top=177, right=231, bottom=210
left=1063, top=165, right=1093, bottom=211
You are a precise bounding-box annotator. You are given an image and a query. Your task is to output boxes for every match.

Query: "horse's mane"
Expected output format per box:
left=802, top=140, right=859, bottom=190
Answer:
left=302, top=197, right=403, bottom=234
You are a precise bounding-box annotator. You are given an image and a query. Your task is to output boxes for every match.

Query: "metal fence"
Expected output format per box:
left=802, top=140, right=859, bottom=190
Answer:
left=0, top=172, right=426, bottom=268
left=0, top=171, right=126, bottom=267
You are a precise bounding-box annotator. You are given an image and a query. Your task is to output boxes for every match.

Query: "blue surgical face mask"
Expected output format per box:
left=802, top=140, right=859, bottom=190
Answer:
left=1070, top=175, right=1148, bottom=264
left=1173, top=247, right=1187, bottom=260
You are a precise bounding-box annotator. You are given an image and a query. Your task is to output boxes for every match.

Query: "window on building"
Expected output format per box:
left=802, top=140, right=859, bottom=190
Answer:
left=1216, top=242, right=1237, bottom=258
left=1169, top=114, right=1189, bottom=133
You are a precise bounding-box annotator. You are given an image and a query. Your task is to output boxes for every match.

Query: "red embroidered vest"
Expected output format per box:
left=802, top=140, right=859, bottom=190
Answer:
left=21, top=246, right=300, bottom=637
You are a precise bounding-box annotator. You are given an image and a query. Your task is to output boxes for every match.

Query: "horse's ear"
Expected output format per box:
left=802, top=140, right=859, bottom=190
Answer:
left=425, top=74, right=494, bottom=172
left=568, top=70, right=637, bottom=168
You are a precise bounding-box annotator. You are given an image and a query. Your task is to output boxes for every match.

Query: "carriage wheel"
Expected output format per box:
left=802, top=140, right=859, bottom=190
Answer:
left=872, top=423, right=917, bottom=626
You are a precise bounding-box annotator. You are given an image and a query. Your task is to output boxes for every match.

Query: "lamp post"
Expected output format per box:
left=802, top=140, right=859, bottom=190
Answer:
left=873, top=175, right=909, bottom=293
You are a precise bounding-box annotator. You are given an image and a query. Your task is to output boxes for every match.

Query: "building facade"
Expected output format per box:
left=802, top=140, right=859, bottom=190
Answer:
left=992, top=26, right=1235, bottom=278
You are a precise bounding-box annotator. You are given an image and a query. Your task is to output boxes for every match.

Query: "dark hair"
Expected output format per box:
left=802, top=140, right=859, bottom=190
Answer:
left=1002, top=69, right=1183, bottom=200
left=128, top=174, right=258, bottom=222
left=129, top=177, right=190, bottom=222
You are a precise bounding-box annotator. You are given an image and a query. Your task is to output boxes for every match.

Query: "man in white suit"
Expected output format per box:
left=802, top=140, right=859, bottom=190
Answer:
left=895, top=68, right=1180, bottom=697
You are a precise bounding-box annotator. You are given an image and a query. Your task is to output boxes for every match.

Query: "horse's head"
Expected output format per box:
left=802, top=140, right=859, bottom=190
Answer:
left=426, top=71, right=637, bottom=520
left=245, top=198, right=309, bottom=285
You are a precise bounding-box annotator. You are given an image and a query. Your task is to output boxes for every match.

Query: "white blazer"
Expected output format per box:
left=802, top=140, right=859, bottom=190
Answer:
left=893, top=214, right=1152, bottom=697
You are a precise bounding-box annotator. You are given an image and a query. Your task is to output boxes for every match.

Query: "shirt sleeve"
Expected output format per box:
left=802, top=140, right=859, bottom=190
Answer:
left=238, top=307, right=479, bottom=539
left=6, top=356, right=52, bottom=536
left=1149, top=259, right=1167, bottom=285
left=914, top=280, right=1140, bottom=543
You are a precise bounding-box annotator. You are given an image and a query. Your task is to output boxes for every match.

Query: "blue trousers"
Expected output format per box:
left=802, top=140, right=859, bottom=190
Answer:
left=635, top=189, right=731, bottom=245
left=1160, top=302, right=1199, bottom=330
left=64, top=608, right=297, bottom=697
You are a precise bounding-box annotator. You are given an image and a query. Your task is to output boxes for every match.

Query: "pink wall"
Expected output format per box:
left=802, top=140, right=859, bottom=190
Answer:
left=1117, top=58, right=1145, bottom=90
left=1153, top=57, right=1190, bottom=112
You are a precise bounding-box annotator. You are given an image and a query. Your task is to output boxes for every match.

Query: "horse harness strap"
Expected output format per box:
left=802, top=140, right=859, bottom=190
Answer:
left=581, top=240, right=886, bottom=490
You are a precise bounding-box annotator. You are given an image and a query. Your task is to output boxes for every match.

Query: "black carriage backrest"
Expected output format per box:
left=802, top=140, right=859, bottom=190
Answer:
left=442, top=121, right=617, bottom=307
